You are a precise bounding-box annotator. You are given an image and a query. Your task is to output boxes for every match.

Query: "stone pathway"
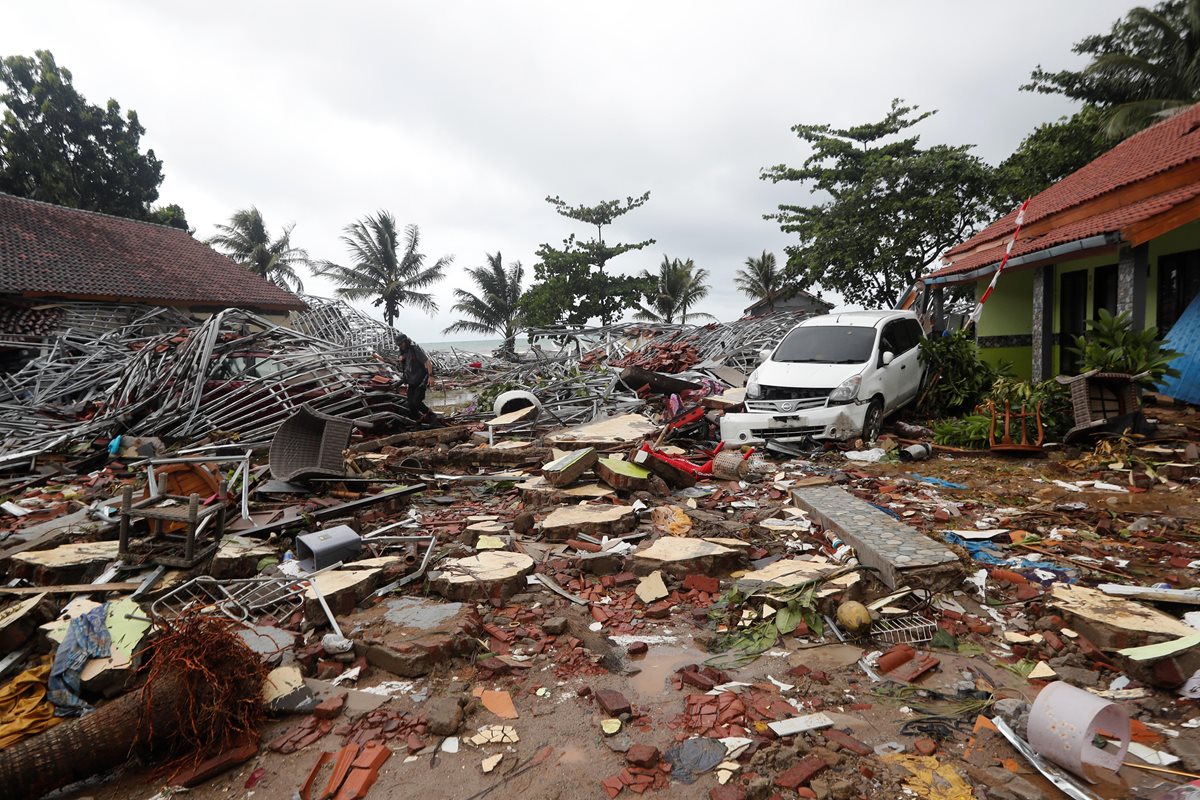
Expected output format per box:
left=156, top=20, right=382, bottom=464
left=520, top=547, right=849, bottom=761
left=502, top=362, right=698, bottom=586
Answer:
left=790, top=485, right=960, bottom=589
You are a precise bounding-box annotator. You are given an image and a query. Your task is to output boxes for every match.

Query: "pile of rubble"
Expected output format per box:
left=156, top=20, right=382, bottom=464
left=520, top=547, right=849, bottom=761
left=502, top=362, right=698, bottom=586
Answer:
left=6, top=305, right=1200, bottom=800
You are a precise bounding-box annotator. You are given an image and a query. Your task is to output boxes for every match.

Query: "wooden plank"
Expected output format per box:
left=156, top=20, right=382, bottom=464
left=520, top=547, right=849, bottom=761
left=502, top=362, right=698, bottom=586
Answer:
left=0, top=582, right=142, bottom=596
left=1122, top=191, right=1200, bottom=246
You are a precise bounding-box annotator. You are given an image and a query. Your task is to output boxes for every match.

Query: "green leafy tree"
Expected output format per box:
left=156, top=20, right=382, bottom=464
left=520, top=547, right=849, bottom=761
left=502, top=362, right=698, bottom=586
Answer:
left=735, top=251, right=794, bottom=313
left=520, top=193, right=656, bottom=327
left=1025, top=0, right=1200, bottom=138
left=207, top=207, right=309, bottom=292
left=443, top=251, right=526, bottom=354
left=992, top=106, right=1109, bottom=211
left=0, top=50, right=185, bottom=224
left=315, top=212, right=450, bottom=326
left=148, top=203, right=192, bottom=232
left=763, top=100, right=995, bottom=308
left=636, top=256, right=714, bottom=323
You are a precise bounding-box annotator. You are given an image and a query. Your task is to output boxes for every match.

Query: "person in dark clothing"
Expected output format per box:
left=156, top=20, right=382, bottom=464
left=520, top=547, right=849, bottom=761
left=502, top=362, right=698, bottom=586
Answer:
left=395, top=334, right=435, bottom=420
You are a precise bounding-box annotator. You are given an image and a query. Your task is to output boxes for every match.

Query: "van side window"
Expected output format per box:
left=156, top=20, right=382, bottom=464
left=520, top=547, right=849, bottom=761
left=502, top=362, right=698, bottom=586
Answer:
left=903, top=319, right=924, bottom=350
left=881, top=321, right=907, bottom=355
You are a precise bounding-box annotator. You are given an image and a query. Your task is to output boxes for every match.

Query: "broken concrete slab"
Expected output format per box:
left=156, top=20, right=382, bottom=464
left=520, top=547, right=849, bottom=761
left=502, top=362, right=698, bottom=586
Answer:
left=211, top=535, right=278, bottom=579
left=594, top=457, right=652, bottom=492
left=517, top=475, right=615, bottom=508
left=635, top=570, right=669, bottom=603
left=540, top=503, right=637, bottom=541
left=790, top=485, right=960, bottom=589
left=734, top=558, right=841, bottom=590
left=1050, top=583, right=1199, bottom=650
left=632, top=537, right=741, bottom=578
left=430, top=552, right=535, bottom=601
left=10, top=540, right=120, bottom=583
left=348, top=596, right=483, bottom=678
left=305, top=568, right=381, bottom=618
left=544, top=414, right=659, bottom=448
left=542, top=448, right=599, bottom=487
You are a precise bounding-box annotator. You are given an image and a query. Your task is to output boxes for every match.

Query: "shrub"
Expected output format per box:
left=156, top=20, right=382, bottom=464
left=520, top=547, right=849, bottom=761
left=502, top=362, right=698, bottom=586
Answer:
left=918, top=330, right=1008, bottom=416
left=1067, top=309, right=1180, bottom=385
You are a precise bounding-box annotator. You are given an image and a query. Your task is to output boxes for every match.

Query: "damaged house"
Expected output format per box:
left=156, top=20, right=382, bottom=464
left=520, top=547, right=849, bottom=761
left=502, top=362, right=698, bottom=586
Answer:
left=0, top=193, right=417, bottom=466
left=922, top=103, right=1200, bottom=383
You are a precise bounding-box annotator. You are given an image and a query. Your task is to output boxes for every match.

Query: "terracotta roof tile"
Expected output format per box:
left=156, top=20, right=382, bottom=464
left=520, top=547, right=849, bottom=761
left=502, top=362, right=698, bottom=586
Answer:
left=0, top=192, right=306, bottom=311
left=932, top=103, right=1200, bottom=279
left=936, top=183, right=1200, bottom=277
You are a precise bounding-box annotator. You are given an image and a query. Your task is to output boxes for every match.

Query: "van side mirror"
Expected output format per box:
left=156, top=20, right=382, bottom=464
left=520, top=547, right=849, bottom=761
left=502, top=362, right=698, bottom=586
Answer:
left=759, top=349, right=772, bottom=362
left=881, top=351, right=895, bottom=366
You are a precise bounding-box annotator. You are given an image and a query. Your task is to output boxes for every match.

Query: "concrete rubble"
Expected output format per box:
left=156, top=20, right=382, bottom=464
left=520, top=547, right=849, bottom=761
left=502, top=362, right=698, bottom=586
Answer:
left=5, top=309, right=1200, bottom=800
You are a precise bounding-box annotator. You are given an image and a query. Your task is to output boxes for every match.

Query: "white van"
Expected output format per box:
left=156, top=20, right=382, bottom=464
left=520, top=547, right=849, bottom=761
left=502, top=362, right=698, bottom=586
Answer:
left=721, top=310, right=927, bottom=444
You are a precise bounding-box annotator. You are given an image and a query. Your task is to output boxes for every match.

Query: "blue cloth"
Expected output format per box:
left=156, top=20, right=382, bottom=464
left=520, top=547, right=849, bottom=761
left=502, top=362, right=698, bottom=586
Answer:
left=942, top=534, right=1074, bottom=580
left=909, top=474, right=968, bottom=490
left=47, top=603, right=111, bottom=716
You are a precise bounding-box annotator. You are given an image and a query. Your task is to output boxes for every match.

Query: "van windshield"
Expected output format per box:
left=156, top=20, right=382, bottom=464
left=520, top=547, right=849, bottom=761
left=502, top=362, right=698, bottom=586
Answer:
left=773, top=326, right=876, bottom=364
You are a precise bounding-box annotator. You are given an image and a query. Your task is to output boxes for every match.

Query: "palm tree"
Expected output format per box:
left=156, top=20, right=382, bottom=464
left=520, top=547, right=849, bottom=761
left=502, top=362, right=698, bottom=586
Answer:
left=314, top=212, right=451, bottom=326
left=635, top=256, right=714, bottom=324
left=442, top=252, right=526, bottom=354
left=1086, top=0, right=1200, bottom=137
left=206, top=207, right=308, bottom=292
left=735, top=251, right=790, bottom=314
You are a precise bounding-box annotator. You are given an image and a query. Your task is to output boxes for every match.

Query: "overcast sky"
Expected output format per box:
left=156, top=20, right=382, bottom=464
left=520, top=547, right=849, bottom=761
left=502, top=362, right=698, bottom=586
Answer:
left=2, top=1, right=1135, bottom=342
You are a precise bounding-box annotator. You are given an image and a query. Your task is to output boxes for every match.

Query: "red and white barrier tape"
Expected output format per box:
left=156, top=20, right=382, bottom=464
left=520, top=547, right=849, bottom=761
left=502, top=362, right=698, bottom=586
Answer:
left=968, top=198, right=1031, bottom=326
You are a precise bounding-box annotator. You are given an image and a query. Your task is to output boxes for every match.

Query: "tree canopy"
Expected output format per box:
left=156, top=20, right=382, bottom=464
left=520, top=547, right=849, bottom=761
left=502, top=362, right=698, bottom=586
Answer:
left=635, top=256, right=713, bottom=324
left=0, top=50, right=187, bottom=228
left=1024, top=0, right=1200, bottom=137
left=207, top=207, right=309, bottom=293
left=735, top=251, right=793, bottom=314
left=520, top=193, right=656, bottom=327
left=315, top=213, right=450, bottom=326
left=444, top=252, right=526, bottom=354
left=991, top=106, right=1109, bottom=211
left=762, top=100, right=995, bottom=308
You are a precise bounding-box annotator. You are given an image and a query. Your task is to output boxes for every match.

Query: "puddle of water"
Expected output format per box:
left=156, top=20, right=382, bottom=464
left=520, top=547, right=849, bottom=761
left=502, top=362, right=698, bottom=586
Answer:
left=626, top=641, right=710, bottom=697
left=428, top=387, right=477, bottom=411
left=558, top=743, right=589, bottom=764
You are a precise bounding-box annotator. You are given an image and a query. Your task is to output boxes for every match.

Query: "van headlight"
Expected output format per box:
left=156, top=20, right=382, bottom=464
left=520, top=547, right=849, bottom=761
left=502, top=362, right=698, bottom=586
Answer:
left=746, top=372, right=762, bottom=400
left=827, top=374, right=861, bottom=405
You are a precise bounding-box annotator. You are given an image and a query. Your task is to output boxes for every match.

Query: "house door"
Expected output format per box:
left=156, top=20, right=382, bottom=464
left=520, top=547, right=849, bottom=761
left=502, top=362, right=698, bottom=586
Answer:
left=1093, top=264, right=1119, bottom=320
left=1158, top=249, right=1200, bottom=333
left=1060, top=270, right=1088, bottom=374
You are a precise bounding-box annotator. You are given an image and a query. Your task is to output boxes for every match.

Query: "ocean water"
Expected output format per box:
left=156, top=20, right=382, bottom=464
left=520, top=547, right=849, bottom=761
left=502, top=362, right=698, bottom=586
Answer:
left=420, top=336, right=530, bottom=354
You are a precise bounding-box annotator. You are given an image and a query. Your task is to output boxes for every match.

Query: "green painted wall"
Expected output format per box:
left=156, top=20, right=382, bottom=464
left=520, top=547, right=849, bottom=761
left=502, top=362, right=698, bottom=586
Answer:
left=981, top=346, right=1033, bottom=381
left=974, top=269, right=1032, bottom=337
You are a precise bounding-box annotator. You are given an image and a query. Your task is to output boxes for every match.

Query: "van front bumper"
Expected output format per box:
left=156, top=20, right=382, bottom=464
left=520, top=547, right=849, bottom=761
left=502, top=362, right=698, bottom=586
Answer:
left=719, top=404, right=867, bottom=445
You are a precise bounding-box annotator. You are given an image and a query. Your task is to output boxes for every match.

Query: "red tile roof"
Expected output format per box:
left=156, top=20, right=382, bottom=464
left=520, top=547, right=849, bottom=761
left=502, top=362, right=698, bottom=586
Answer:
left=0, top=192, right=306, bottom=311
left=930, top=103, right=1200, bottom=280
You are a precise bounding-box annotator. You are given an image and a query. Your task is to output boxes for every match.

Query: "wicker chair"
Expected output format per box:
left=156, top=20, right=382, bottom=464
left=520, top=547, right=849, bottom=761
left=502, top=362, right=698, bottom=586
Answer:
left=1055, top=370, right=1142, bottom=442
left=269, top=404, right=357, bottom=482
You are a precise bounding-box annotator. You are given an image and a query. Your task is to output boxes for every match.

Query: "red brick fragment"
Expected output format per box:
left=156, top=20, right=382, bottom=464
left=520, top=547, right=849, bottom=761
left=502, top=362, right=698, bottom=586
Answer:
left=626, top=744, right=660, bottom=768
left=775, top=754, right=827, bottom=790
left=913, top=737, right=938, bottom=756
left=313, top=693, right=346, bottom=720
left=822, top=729, right=872, bottom=756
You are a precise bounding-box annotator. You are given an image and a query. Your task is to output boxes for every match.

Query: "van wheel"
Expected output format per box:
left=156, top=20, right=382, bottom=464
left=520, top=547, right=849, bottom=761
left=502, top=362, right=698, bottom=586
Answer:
left=862, top=399, right=884, bottom=443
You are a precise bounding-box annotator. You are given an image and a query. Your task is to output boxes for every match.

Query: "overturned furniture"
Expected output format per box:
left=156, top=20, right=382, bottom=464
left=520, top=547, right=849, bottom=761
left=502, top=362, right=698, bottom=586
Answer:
left=985, top=400, right=1045, bottom=455
left=118, top=484, right=227, bottom=569
left=269, top=404, right=359, bottom=482
left=1055, top=370, right=1145, bottom=443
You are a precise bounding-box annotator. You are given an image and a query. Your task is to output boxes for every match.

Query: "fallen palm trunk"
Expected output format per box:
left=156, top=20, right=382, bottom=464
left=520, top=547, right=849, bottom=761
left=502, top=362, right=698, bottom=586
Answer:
left=0, top=613, right=265, bottom=800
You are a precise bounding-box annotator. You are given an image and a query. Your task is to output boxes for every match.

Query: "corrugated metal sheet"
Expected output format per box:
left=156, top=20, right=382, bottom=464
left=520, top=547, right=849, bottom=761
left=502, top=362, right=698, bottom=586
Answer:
left=1158, top=292, right=1200, bottom=404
